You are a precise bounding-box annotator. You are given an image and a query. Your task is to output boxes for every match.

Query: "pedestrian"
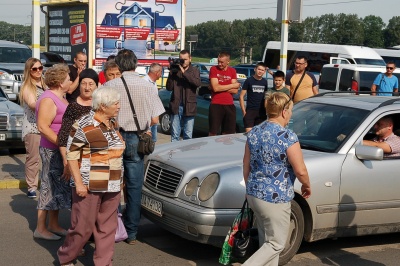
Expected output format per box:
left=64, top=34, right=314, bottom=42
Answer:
left=143, top=62, right=163, bottom=142
left=66, top=51, right=87, bottom=103
left=19, top=57, right=47, bottom=198
left=285, top=56, right=318, bottom=103
left=242, top=92, right=311, bottom=266
left=166, top=50, right=201, bottom=141
left=103, top=59, right=122, bottom=82
left=239, top=62, right=268, bottom=132
left=268, top=70, right=290, bottom=96
left=209, top=51, right=240, bottom=135
left=98, top=54, right=116, bottom=84
left=103, top=49, right=165, bottom=245
left=371, top=61, right=398, bottom=96
left=57, top=87, right=125, bottom=266
left=34, top=64, right=71, bottom=241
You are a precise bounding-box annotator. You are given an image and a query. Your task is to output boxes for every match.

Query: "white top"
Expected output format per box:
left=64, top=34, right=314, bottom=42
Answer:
left=143, top=74, right=158, bottom=95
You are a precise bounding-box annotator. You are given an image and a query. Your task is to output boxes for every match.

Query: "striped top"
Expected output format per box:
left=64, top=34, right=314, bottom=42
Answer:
left=67, top=111, right=125, bottom=193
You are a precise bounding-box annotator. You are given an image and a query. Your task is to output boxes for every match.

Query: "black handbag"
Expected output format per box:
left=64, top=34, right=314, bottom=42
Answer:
left=231, top=199, right=259, bottom=260
left=121, top=77, right=155, bottom=155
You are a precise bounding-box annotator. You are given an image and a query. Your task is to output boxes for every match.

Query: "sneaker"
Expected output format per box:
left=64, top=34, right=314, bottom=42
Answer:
left=27, top=191, right=37, bottom=199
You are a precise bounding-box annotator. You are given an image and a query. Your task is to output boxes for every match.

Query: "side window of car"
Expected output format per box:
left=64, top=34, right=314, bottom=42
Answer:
left=320, top=68, right=339, bottom=91
left=338, top=69, right=354, bottom=91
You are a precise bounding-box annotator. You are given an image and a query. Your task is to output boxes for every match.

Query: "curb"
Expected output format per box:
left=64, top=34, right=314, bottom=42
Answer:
left=0, top=179, right=28, bottom=189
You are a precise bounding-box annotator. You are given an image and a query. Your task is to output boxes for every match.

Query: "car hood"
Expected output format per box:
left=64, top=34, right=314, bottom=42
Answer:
left=150, top=133, right=326, bottom=172
left=0, top=98, right=23, bottom=114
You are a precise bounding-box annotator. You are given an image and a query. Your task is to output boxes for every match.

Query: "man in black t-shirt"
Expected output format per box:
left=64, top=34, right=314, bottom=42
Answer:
left=239, top=62, right=268, bottom=132
left=67, top=51, right=87, bottom=103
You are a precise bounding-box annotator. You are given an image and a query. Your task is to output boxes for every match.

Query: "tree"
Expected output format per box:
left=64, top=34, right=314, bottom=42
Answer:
left=384, top=16, right=400, bottom=47
left=363, top=15, right=385, bottom=48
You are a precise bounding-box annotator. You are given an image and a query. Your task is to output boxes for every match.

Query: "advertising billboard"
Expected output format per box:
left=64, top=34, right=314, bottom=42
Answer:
left=47, top=4, right=89, bottom=63
left=95, top=0, right=184, bottom=63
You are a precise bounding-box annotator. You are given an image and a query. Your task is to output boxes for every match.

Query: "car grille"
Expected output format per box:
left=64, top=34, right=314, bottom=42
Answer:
left=13, top=74, right=23, bottom=82
left=144, top=161, right=184, bottom=195
left=0, top=114, right=8, bottom=130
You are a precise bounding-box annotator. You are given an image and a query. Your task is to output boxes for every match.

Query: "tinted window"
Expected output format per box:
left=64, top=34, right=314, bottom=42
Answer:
left=381, top=56, right=400, bottom=67
left=338, top=69, right=354, bottom=91
left=359, top=71, right=383, bottom=91
left=319, top=67, right=339, bottom=91
left=289, top=102, right=368, bottom=152
left=0, top=47, right=31, bottom=63
left=293, top=51, right=338, bottom=72
left=354, top=58, right=386, bottom=66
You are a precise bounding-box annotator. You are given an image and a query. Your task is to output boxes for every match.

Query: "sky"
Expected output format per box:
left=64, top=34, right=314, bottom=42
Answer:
left=0, top=0, right=398, bottom=27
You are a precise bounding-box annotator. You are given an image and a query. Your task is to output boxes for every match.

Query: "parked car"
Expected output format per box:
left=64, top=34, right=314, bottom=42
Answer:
left=40, top=51, right=66, bottom=67
left=0, top=40, right=31, bottom=99
left=319, top=63, right=400, bottom=93
left=158, top=79, right=246, bottom=135
left=142, top=93, right=400, bottom=265
left=0, top=87, right=24, bottom=152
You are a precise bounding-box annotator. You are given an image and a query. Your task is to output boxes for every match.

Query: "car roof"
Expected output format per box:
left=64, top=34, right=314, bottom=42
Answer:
left=305, top=95, right=400, bottom=111
left=0, top=40, right=29, bottom=48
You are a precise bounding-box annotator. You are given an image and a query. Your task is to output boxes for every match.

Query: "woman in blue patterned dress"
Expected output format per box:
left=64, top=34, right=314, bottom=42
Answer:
left=242, top=92, right=311, bottom=266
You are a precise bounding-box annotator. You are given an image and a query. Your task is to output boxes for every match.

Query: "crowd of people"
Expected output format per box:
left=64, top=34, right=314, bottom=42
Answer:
left=19, top=48, right=400, bottom=265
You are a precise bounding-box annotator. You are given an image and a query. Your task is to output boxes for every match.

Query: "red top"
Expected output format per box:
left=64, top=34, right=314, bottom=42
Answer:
left=209, top=66, right=237, bottom=105
left=98, top=71, right=106, bottom=85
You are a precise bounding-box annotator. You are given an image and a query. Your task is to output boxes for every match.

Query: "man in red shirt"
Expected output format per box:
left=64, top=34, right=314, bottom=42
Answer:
left=209, top=51, right=240, bottom=135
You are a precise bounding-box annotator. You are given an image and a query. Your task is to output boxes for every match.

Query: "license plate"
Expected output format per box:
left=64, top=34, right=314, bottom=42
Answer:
left=0, top=134, right=5, bottom=141
left=141, top=194, right=163, bottom=217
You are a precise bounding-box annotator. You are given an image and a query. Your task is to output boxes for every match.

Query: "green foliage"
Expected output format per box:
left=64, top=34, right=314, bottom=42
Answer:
left=384, top=16, right=400, bottom=47
left=0, top=21, right=45, bottom=46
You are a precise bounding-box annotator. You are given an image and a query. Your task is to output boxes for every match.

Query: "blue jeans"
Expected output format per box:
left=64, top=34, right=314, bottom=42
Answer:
left=171, top=105, right=195, bottom=142
left=150, top=124, right=158, bottom=142
left=120, top=131, right=144, bottom=241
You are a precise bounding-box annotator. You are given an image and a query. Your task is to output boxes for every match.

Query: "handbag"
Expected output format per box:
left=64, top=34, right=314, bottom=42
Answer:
left=121, top=76, right=155, bottom=155
left=115, top=210, right=128, bottom=242
left=219, top=198, right=258, bottom=265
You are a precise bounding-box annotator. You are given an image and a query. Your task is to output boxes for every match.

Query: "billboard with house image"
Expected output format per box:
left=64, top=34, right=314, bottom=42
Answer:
left=96, top=0, right=183, bottom=60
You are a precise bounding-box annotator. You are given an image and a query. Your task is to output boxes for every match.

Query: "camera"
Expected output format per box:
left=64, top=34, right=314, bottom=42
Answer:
left=168, top=57, right=184, bottom=73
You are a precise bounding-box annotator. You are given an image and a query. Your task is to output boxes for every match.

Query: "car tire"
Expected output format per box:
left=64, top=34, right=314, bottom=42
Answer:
left=278, top=200, right=304, bottom=265
left=160, top=111, right=171, bottom=135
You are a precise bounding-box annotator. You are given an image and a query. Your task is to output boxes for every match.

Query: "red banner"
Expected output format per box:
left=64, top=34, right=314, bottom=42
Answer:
left=155, top=29, right=179, bottom=41
left=70, top=23, right=87, bottom=46
left=156, top=0, right=178, bottom=3
left=96, top=26, right=122, bottom=39
left=125, top=28, right=151, bottom=40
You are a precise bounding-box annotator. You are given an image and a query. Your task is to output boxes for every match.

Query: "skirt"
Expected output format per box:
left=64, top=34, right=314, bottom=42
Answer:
left=37, top=146, right=71, bottom=210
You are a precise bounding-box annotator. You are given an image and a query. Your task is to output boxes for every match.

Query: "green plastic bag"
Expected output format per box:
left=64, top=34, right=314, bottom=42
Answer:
left=219, top=199, right=254, bottom=265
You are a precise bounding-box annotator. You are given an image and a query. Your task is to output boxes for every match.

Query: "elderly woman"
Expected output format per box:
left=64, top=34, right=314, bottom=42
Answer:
left=34, top=64, right=71, bottom=241
left=242, top=92, right=311, bottom=266
left=58, top=68, right=99, bottom=172
left=57, top=87, right=124, bottom=266
left=20, top=57, right=46, bottom=199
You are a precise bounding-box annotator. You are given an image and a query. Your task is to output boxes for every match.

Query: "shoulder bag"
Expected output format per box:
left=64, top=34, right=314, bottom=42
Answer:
left=121, top=76, right=155, bottom=155
left=291, top=70, right=307, bottom=101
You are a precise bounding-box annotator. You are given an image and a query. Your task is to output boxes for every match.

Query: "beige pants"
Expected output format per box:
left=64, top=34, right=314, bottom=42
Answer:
left=24, top=134, right=41, bottom=192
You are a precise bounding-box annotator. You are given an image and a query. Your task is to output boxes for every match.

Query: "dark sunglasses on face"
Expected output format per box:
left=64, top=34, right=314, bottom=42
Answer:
left=386, top=67, right=394, bottom=70
left=31, top=66, right=44, bottom=72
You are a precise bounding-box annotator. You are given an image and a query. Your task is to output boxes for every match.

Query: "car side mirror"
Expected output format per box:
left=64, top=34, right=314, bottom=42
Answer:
left=355, top=145, right=383, bottom=161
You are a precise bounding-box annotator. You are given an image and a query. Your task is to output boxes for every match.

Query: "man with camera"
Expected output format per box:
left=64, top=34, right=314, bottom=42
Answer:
left=166, top=50, right=201, bottom=142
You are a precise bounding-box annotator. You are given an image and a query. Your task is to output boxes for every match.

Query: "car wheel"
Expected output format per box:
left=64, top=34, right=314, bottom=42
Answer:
left=278, top=200, right=304, bottom=265
left=160, top=111, right=171, bottom=134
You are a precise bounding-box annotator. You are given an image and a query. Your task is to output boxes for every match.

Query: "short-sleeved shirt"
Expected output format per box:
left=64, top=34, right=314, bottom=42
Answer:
left=373, top=133, right=400, bottom=157
left=267, top=86, right=291, bottom=97
left=104, top=72, right=165, bottom=132
left=286, top=71, right=317, bottom=103
left=209, top=66, right=237, bottom=105
left=242, top=76, right=268, bottom=111
left=246, top=121, right=299, bottom=203
left=373, top=74, right=399, bottom=96
left=67, top=111, right=125, bottom=192
left=142, top=74, right=158, bottom=95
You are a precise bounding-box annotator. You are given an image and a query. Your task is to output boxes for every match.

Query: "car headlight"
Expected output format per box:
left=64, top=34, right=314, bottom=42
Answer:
left=9, top=114, right=23, bottom=129
left=184, top=178, right=199, bottom=196
left=198, top=173, right=220, bottom=202
left=0, top=71, right=14, bottom=80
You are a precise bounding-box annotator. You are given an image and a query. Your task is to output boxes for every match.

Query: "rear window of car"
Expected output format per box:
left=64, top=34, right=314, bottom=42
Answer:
left=359, top=71, right=383, bottom=91
left=320, top=67, right=339, bottom=91
left=338, top=69, right=354, bottom=91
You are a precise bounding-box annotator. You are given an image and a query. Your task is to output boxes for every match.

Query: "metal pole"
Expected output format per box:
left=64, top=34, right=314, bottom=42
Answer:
left=32, top=0, right=41, bottom=59
left=189, top=41, right=192, bottom=55
left=279, top=0, right=289, bottom=73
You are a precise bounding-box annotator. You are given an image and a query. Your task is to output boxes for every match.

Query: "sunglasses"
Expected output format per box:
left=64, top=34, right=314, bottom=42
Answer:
left=386, top=67, right=394, bottom=70
left=31, top=66, right=44, bottom=72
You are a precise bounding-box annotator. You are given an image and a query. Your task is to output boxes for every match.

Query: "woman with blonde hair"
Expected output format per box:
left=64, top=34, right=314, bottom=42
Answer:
left=34, top=64, right=71, bottom=241
left=242, top=92, right=311, bottom=266
left=20, top=57, right=46, bottom=198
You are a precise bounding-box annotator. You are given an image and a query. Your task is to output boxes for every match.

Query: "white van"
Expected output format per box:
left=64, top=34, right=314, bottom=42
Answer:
left=373, top=48, right=400, bottom=66
left=262, top=41, right=386, bottom=73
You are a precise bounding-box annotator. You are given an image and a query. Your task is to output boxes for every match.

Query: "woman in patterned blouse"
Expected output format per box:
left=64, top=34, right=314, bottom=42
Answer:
left=19, top=58, right=46, bottom=199
left=58, top=87, right=125, bottom=266
left=242, top=92, right=311, bottom=266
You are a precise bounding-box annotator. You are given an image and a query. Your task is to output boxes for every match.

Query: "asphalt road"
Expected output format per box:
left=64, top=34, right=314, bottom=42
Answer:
left=1, top=132, right=400, bottom=265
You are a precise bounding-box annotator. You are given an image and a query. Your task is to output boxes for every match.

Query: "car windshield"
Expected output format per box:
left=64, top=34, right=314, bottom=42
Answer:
left=288, top=102, right=369, bottom=152
left=0, top=47, right=31, bottom=63
left=354, top=58, right=386, bottom=66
